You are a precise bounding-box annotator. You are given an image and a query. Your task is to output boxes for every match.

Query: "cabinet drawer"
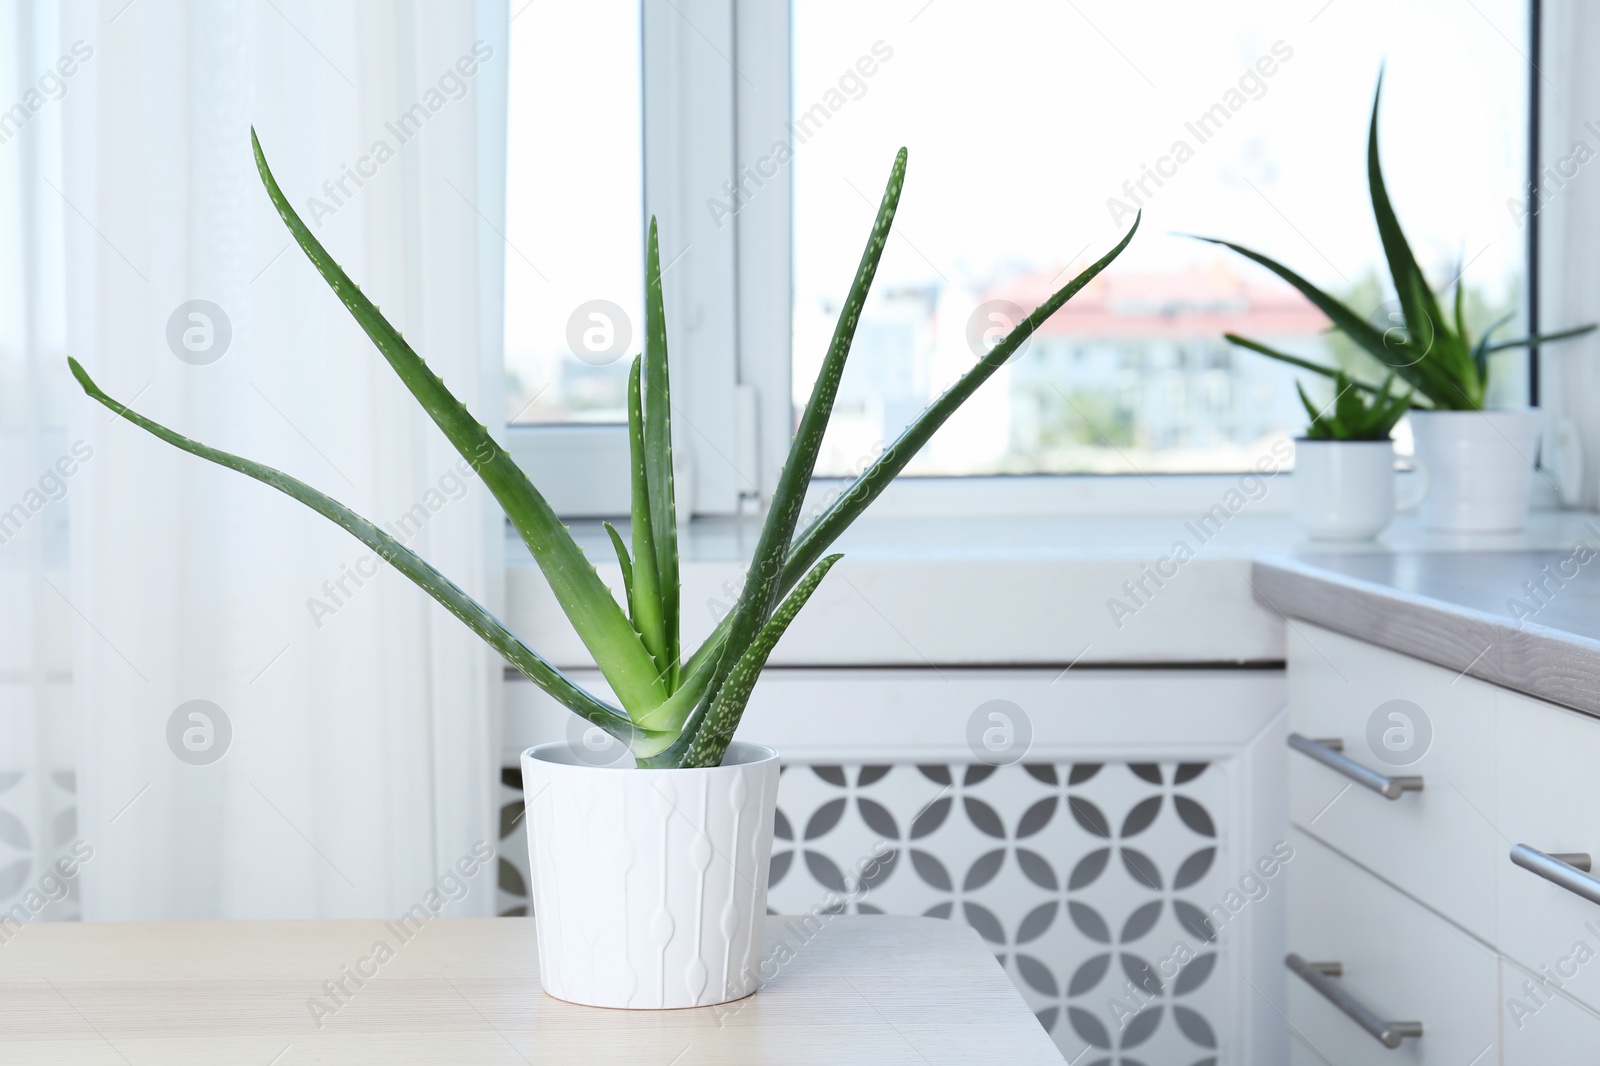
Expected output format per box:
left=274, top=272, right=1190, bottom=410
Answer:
left=1499, top=955, right=1600, bottom=1061
left=1496, top=688, right=1600, bottom=1015
left=1288, top=622, right=1499, bottom=940
left=1288, top=830, right=1499, bottom=1064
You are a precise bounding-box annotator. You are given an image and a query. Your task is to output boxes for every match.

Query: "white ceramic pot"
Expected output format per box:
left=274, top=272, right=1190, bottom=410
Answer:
left=520, top=740, right=781, bottom=1009
left=1409, top=408, right=1541, bottom=533
left=1292, top=438, right=1426, bottom=541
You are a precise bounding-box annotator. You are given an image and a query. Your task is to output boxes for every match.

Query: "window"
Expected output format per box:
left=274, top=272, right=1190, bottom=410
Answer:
left=504, top=0, right=643, bottom=428
left=504, top=0, right=753, bottom=516
left=792, top=0, right=1530, bottom=476
left=504, top=0, right=1532, bottom=511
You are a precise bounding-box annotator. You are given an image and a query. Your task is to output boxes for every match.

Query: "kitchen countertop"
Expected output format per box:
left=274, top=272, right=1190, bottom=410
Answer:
left=1253, top=538, right=1600, bottom=717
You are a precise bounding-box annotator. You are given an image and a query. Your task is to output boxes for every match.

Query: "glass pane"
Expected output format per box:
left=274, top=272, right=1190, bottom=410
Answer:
left=793, top=0, right=1528, bottom=475
left=505, top=0, right=642, bottom=424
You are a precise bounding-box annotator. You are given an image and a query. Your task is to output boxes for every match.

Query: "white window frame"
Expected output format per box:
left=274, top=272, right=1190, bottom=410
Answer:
left=507, top=0, right=786, bottom=520
left=510, top=0, right=1556, bottom=521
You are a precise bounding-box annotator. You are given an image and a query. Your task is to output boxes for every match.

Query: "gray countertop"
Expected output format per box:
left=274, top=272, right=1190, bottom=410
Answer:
left=1254, top=545, right=1600, bottom=716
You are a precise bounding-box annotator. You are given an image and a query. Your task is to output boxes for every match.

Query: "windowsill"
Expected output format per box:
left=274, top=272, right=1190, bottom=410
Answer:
left=506, top=503, right=1600, bottom=669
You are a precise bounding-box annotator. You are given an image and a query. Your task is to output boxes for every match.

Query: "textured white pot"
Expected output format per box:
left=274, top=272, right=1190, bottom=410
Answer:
left=1409, top=408, right=1540, bottom=533
left=520, top=740, right=781, bottom=1009
left=1292, top=438, right=1426, bottom=541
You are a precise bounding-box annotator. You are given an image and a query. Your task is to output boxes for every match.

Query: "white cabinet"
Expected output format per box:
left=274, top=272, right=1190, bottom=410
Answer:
left=1499, top=955, right=1600, bottom=1060
left=1287, top=830, right=1499, bottom=1064
left=1287, top=619, right=1600, bottom=1064
left=1496, top=688, right=1600, bottom=1017
left=1286, top=623, right=1500, bottom=941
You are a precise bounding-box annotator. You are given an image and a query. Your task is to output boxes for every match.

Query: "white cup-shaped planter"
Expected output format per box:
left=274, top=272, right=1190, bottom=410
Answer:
left=521, top=740, right=781, bottom=1009
left=1409, top=408, right=1540, bottom=533
left=1293, top=438, right=1426, bottom=541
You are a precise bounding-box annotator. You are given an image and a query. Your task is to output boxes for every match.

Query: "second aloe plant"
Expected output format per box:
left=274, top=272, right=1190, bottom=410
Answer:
left=1193, top=76, right=1593, bottom=411
left=70, top=134, right=1138, bottom=769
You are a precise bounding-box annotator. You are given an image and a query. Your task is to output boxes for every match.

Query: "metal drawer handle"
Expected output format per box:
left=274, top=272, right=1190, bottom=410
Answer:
left=1510, top=845, right=1599, bottom=905
left=1288, top=734, right=1423, bottom=800
left=1286, top=953, right=1423, bottom=1049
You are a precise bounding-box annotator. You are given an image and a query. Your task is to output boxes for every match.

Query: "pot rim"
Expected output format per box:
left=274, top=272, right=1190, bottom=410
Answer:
left=1292, top=436, right=1395, bottom=445
left=521, top=739, right=779, bottom=773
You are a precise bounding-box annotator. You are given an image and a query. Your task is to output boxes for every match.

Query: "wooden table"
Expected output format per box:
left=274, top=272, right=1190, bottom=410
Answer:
left=1, top=915, right=1063, bottom=1064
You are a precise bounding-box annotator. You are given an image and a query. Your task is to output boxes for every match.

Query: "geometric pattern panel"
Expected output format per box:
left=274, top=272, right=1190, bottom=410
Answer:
left=498, top=759, right=1229, bottom=1064
left=0, top=768, right=80, bottom=925
left=497, top=766, right=531, bottom=917
left=766, top=762, right=1228, bottom=1065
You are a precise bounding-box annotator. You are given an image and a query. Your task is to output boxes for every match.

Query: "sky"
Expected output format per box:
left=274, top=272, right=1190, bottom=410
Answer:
left=502, top=0, right=643, bottom=418
left=793, top=0, right=1529, bottom=304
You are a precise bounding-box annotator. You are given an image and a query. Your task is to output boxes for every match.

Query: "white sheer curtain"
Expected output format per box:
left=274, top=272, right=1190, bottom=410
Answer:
left=1540, top=0, right=1600, bottom=509
left=0, top=0, right=82, bottom=928
left=16, top=0, right=508, bottom=920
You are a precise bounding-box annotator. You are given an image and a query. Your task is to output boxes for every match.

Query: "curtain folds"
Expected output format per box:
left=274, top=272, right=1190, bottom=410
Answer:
left=0, top=0, right=83, bottom=930
left=2, top=0, right=508, bottom=921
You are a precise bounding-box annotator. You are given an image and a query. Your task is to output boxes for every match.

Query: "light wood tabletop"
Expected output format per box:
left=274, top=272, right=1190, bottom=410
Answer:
left=0, top=914, right=1063, bottom=1064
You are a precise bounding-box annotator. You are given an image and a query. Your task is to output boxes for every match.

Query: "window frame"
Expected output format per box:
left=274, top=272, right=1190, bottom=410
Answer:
left=507, top=0, right=783, bottom=519
left=1527, top=0, right=1543, bottom=406
left=509, top=0, right=1544, bottom=519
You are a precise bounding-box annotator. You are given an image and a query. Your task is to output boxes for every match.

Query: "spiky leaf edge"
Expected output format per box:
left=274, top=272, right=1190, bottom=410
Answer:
left=643, top=220, right=681, bottom=688
left=625, top=354, right=668, bottom=686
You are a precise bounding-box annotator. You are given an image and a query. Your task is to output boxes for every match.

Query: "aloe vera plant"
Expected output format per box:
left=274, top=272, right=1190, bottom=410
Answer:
left=1299, top=372, right=1410, bottom=441
left=69, top=132, right=1138, bottom=769
left=1192, top=76, right=1594, bottom=411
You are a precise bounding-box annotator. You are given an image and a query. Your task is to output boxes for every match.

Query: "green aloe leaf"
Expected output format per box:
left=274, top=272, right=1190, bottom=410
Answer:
left=1366, top=75, right=1453, bottom=374
left=643, top=220, right=681, bottom=688
left=1371, top=375, right=1412, bottom=436
left=1296, top=381, right=1323, bottom=430
left=775, top=216, right=1139, bottom=610
left=633, top=648, right=717, bottom=734
left=67, top=357, right=669, bottom=751
left=1471, top=312, right=1513, bottom=381
left=1299, top=370, right=1411, bottom=441
left=1221, top=333, right=1409, bottom=402
left=1333, top=374, right=1360, bottom=426
left=1188, top=234, right=1453, bottom=403
left=1482, top=324, right=1598, bottom=354
left=682, top=211, right=1141, bottom=684
left=678, top=554, right=845, bottom=769
left=1452, top=275, right=1468, bottom=346
left=625, top=354, right=667, bottom=678
left=603, top=521, right=635, bottom=612
left=250, top=130, right=666, bottom=717
left=699, top=149, right=907, bottom=725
